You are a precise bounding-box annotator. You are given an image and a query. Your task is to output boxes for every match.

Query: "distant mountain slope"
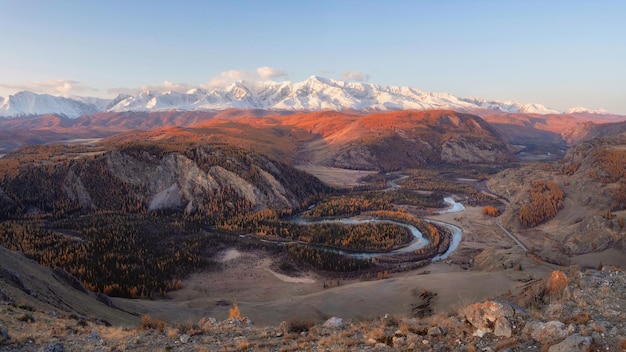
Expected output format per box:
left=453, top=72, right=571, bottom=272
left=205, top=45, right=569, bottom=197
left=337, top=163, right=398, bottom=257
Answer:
left=0, top=76, right=591, bottom=118
left=480, top=112, right=626, bottom=146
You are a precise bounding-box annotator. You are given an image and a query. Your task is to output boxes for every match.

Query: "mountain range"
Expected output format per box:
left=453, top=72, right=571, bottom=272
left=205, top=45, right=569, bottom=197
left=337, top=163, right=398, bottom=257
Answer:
left=0, top=76, right=607, bottom=118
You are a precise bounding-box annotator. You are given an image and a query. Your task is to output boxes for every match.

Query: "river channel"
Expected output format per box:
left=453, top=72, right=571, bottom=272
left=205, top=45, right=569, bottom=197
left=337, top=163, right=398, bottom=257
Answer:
left=289, top=197, right=464, bottom=262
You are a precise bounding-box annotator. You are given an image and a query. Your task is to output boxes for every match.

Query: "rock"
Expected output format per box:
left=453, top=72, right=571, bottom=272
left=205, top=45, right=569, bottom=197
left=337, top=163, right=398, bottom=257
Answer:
left=427, top=326, right=443, bottom=336
left=459, top=301, right=517, bottom=336
left=95, top=292, right=114, bottom=307
left=527, top=321, right=571, bottom=345
left=179, top=334, right=190, bottom=344
left=0, top=326, right=9, bottom=343
left=322, top=317, right=344, bottom=329
left=473, top=328, right=489, bottom=337
left=440, top=316, right=465, bottom=336
left=87, top=330, right=101, bottom=340
left=405, top=332, right=419, bottom=345
left=494, top=317, right=512, bottom=337
left=0, top=288, right=13, bottom=302
left=198, top=317, right=217, bottom=331
left=42, top=343, right=65, bottom=352
left=392, top=335, right=406, bottom=347
left=277, top=321, right=287, bottom=336
left=52, top=267, right=87, bottom=294
left=548, top=333, right=591, bottom=352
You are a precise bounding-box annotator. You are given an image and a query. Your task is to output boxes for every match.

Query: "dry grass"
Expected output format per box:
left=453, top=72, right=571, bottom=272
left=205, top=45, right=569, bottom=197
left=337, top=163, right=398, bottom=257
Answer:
left=99, top=326, right=134, bottom=341
left=165, top=327, right=179, bottom=339
left=618, top=337, right=626, bottom=351
left=590, top=322, right=606, bottom=334
left=495, top=337, right=519, bottom=350
left=235, top=337, right=250, bottom=350
left=562, top=312, right=590, bottom=325
left=140, top=315, right=165, bottom=332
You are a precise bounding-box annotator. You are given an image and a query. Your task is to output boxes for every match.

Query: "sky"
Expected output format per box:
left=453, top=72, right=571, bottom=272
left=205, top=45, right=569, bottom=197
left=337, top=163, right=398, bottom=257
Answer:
left=0, top=0, right=625, bottom=113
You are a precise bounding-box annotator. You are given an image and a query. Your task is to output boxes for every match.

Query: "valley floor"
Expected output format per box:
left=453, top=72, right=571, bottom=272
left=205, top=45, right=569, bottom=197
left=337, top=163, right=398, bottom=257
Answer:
left=111, top=205, right=553, bottom=326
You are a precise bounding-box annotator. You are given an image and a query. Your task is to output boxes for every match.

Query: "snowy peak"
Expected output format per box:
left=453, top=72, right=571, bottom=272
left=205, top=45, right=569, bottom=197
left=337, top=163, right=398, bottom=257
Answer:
left=0, top=91, right=103, bottom=118
left=520, top=103, right=560, bottom=115
left=0, top=78, right=598, bottom=118
left=566, top=106, right=611, bottom=114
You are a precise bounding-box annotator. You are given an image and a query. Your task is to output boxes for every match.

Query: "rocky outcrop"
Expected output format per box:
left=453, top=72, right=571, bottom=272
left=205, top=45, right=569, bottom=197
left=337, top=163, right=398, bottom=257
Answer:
left=0, top=143, right=329, bottom=218
left=322, top=317, right=345, bottom=329
left=523, top=320, right=576, bottom=345
left=458, top=300, right=527, bottom=338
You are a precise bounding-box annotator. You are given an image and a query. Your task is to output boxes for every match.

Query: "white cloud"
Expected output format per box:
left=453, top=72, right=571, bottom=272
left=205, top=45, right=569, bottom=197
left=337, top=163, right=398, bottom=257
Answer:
left=204, top=70, right=257, bottom=88
left=104, top=66, right=291, bottom=96
left=341, top=70, right=370, bottom=82
left=204, top=66, right=289, bottom=88
left=0, top=80, right=98, bottom=96
left=107, top=80, right=195, bottom=96
left=256, top=66, right=288, bottom=80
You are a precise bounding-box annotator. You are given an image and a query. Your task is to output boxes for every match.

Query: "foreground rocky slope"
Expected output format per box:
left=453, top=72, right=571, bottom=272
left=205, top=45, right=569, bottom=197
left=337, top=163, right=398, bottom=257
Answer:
left=1, top=266, right=624, bottom=351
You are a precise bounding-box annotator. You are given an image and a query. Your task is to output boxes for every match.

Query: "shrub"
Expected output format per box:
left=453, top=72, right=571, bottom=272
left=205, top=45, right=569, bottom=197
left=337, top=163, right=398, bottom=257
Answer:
left=482, top=206, right=499, bottom=217
left=546, top=270, right=569, bottom=298
left=518, top=180, right=564, bottom=227
left=229, top=303, right=242, bottom=320
left=140, top=315, right=165, bottom=331
left=287, top=318, right=315, bottom=333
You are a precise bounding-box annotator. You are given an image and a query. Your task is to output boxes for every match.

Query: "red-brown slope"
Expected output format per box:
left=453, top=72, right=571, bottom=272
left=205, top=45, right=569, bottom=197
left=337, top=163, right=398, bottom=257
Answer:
left=104, top=110, right=514, bottom=170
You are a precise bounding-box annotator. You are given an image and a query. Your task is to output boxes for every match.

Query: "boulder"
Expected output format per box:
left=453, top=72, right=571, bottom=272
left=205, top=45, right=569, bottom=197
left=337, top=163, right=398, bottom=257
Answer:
left=524, top=320, right=574, bottom=345
left=548, top=333, right=591, bottom=352
left=179, top=334, right=190, bottom=344
left=427, top=326, right=443, bottom=336
left=493, top=317, right=512, bottom=338
left=459, top=301, right=520, bottom=337
left=323, top=317, right=344, bottom=329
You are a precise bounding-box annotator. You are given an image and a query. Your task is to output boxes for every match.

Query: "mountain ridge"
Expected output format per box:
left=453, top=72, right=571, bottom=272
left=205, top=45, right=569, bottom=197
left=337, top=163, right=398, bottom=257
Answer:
left=0, top=76, right=611, bottom=118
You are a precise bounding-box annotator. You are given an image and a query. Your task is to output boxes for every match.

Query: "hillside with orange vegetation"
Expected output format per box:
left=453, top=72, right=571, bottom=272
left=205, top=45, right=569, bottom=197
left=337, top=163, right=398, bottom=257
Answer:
left=2, top=109, right=625, bottom=166
left=488, top=134, right=626, bottom=260
left=104, top=110, right=515, bottom=171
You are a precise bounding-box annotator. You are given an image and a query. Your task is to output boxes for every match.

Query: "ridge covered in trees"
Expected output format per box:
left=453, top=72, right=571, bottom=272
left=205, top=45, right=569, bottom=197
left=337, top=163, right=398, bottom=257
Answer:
left=518, top=180, right=565, bottom=227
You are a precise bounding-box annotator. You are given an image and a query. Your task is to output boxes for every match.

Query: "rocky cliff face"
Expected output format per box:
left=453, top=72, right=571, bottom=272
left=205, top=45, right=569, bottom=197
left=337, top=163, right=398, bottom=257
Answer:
left=0, top=143, right=329, bottom=218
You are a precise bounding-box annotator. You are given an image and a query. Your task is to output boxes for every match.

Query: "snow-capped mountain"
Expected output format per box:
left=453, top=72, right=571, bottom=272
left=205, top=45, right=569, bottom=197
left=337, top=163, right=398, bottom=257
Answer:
left=0, top=91, right=103, bottom=118
left=105, top=76, right=568, bottom=115
left=0, top=76, right=587, bottom=118
left=566, top=107, right=611, bottom=114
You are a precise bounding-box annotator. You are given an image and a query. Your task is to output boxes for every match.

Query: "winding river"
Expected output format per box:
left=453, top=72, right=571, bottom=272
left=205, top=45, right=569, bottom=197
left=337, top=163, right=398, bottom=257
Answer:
left=290, top=197, right=465, bottom=262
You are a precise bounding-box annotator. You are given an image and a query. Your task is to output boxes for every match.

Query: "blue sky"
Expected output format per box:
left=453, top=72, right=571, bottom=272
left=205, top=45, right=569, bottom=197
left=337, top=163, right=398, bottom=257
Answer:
left=1, top=0, right=625, bottom=113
